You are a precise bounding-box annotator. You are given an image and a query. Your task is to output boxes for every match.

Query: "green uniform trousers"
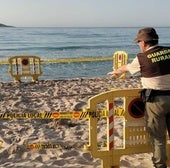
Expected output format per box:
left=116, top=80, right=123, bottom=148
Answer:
left=145, top=95, right=170, bottom=168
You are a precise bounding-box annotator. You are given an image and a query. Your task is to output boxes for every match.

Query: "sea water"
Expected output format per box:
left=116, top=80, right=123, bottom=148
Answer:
left=0, top=27, right=170, bottom=82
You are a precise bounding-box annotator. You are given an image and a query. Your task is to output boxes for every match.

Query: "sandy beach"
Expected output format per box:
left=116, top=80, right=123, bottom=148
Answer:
left=0, top=77, right=158, bottom=168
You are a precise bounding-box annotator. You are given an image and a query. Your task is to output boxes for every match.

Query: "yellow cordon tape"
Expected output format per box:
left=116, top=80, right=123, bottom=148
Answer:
left=26, top=142, right=64, bottom=150
left=25, top=142, right=85, bottom=150
left=0, top=60, right=8, bottom=64
left=25, top=140, right=106, bottom=150
left=0, top=110, right=108, bottom=120
left=0, top=108, right=126, bottom=120
left=41, top=57, right=113, bottom=63
left=0, top=57, right=134, bottom=64
left=0, top=57, right=113, bottom=64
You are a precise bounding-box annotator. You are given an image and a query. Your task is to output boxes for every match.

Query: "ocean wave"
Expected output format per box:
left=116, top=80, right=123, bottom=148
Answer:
left=0, top=45, right=116, bottom=51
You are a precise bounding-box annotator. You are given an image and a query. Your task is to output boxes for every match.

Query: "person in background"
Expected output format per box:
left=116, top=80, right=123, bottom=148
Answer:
left=108, top=27, right=170, bottom=168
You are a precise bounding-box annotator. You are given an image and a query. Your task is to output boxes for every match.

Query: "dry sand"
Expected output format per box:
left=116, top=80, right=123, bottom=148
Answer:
left=0, top=77, right=157, bottom=168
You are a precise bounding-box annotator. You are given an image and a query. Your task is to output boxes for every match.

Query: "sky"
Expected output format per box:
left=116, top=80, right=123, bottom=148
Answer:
left=0, top=0, right=170, bottom=27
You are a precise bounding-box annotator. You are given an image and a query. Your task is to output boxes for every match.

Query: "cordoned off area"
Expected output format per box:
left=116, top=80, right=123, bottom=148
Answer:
left=0, top=56, right=134, bottom=65
left=0, top=52, right=131, bottom=82
left=0, top=56, right=113, bottom=64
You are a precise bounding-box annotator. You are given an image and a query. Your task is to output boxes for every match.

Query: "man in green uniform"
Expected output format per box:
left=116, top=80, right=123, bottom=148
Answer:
left=108, top=27, right=170, bottom=168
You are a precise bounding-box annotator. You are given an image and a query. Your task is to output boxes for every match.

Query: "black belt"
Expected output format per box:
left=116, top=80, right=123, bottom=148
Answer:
left=153, top=90, right=170, bottom=96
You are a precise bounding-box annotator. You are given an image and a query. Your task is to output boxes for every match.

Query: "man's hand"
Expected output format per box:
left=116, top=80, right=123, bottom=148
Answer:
left=107, top=71, right=122, bottom=78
